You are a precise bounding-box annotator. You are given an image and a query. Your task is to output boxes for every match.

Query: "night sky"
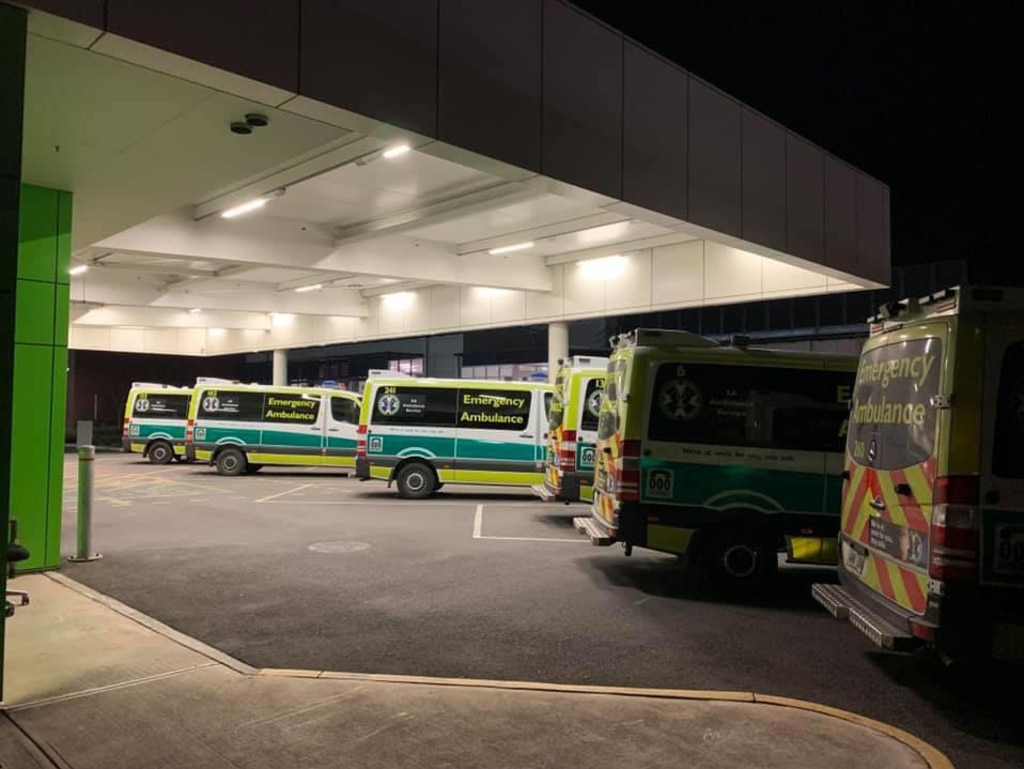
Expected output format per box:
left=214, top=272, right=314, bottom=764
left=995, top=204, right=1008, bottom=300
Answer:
left=574, top=1, right=1020, bottom=274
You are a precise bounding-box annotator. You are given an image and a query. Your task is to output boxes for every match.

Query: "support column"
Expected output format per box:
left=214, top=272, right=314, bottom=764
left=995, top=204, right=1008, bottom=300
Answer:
left=548, top=322, right=569, bottom=383
left=0, top=1, right=28, bottom=699
left=272, top=349, right=288, bottom=386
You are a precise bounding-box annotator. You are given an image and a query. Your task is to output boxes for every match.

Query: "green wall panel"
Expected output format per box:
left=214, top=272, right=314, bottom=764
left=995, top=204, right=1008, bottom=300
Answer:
left=47, top=345, right=69, bottom=564
left=8, top=343, right=54, bottom=570
left=56, top=190, right=72, bottom=283
left=54, top=282, right=70, bottom=345
left=16, top=185, right=59, bottom=283
left=14, top=278, right=55, bottom=345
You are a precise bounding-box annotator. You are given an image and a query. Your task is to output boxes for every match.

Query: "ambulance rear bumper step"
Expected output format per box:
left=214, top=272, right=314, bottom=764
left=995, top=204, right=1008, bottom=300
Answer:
left=531, top=484, right=555, bottom=502
left=812, top=583, right=917, bottom=652
left=573, top=516, right=614, bottom=546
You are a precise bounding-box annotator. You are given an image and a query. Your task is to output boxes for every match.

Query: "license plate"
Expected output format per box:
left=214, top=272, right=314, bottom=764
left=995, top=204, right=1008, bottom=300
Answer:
left=843, top=541, right=866, bottom=576
left=993, top=524, right=1024, bottom=577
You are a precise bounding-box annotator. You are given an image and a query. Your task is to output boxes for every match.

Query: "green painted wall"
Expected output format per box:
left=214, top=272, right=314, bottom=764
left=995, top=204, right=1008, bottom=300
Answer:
left=8, top=184, right=71, bottom=572
left=1, top=0, right=28, bottom=700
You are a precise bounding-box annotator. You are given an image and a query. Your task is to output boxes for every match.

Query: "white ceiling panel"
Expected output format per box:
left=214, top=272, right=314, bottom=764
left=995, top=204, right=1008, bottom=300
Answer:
left=409, top=194, right=598, bottom=245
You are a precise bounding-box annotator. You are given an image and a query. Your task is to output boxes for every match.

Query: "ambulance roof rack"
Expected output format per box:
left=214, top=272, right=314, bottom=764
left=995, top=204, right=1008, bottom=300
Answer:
left=130, top=382, right=180, bottom=389
left=611, top=328, right=719, bottom=350
left=867, top=285, right=1020, bottom=324
left=195, top=377, right=238, bottom=384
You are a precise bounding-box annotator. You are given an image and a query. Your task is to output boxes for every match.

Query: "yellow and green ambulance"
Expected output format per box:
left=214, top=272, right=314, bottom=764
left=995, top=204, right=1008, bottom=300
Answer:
left=814, top=286, right=1024, bottom=661
left=185, top=382, right=362, bottom=475
left=574, top=328, right=856, bottom=590
left=122, top=383, right=193, bottom=464
left=535, top=356, right=608, bottom=503
left=355, top=376, right=555, bottom=498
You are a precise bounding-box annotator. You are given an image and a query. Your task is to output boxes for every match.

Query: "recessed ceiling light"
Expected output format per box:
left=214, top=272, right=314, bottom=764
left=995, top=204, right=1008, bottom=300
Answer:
left=294, top=284, right=323, bottom=293
left=188, top=308, right=202, bottom=314
left=382, top=144, right=411, bottom=159
left=68, top=264, right=88, bottom=276
left=489, top=241, right=534, bottom=255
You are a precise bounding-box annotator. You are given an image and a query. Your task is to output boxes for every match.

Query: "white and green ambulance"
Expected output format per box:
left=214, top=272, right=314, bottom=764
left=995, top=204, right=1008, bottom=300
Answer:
left=122, top=383, right=193, bottom=464
left=575, top=329, right=857, bottom=590
left=185, top=382, right=362, bottom=475
left=355, top=376, right=555, bottom=498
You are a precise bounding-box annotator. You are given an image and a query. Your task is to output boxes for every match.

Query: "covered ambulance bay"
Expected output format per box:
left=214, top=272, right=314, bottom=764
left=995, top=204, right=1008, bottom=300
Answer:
left=0, top=0, right=888, bottom=694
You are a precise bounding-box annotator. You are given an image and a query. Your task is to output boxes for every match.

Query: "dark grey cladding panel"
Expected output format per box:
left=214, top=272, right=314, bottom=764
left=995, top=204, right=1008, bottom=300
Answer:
left=741, top=109, right=785, bottom=252
left=438, top=0, right=542, bottom=172
left=824, top=156, right=857, bottom=274
left=785, top=133, right=824, bottom=264
left=688, top=79, right=741, bottom=236
left=622, top=42, right=687, bottom=221
left=20, top=0, right=104, bottom=27
left=856, top=174, right=891, bottom=284
left=302, top=0, right=439, bottom=137
left=107, top=1, right=300, bottom=93
left=542, top=0, right=623, bottom=199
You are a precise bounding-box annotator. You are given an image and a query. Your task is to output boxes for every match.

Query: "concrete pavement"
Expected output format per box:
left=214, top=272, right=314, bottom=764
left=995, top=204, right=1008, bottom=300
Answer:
left=0, top=573, right=949, bottom=769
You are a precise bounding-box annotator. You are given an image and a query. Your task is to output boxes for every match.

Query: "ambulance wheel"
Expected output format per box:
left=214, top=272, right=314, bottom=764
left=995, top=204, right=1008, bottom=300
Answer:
left=703, top=526, right=776, bottom=592
left=147, top=440, right=174, bottom=465
left=396, top=462, right=435, bottom=499
left=216, top=448, right=247, bottom=477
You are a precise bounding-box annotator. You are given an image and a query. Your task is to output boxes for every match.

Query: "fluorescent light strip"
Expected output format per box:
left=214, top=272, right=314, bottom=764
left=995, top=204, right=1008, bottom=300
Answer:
left=488, top=241, right=534, bottom=255
left=68, top=264, right=88, bottom=276
left=294, top=284, right=323, bottom=293
left=188, top=308, right=202, bottom=314
left=221, top=198, right=267, bottom=219
left=382, top=144, right=411, bottom=159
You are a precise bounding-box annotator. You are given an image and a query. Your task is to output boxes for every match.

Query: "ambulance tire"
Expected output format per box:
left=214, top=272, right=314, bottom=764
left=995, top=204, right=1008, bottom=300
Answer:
left=396, top=462, right=436, bottom=499
left=702, top=525, right=777, bottom=592
left=215, top=447, right=247, bottom=477
left=147, top=440, right=174, bottom=465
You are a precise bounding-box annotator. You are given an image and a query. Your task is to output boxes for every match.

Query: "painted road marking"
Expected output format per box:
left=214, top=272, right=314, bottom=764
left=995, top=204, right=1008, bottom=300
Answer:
left=255, top=484, right=312, bottom=504
left=473, top=505, right=585, bottom=543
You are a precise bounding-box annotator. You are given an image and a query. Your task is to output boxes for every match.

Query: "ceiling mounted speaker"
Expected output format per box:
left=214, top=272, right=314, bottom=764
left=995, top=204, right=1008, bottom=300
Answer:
left=230, top=122, right=252, bottom=135
left=245, top=113, right=270, bottom=128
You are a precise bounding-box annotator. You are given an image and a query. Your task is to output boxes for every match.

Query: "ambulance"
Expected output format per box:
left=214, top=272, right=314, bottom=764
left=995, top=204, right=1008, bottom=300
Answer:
left=813, top=286, right=1024, bottom=660
left=574, top=329, right=856, bottom=590
left=122, top=383, right=193, bottom=464
left=184, top=382, right=362, bottom=475
left=355, top=376, right=554, bottom=498
left=534, top=356, right=608, bottom=503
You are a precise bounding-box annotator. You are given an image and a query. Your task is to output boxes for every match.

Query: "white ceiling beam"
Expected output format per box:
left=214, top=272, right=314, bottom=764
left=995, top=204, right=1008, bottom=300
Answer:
left=543, top=233, right=704, bottom=266
left=456, top=212, right=630, bottom=256
left=192, top=135, right=380, bottom=220
left=330, top=178, right=546, bottom=248
left=89, top=259, right=218, bottom=279
left=94, top=210, right=554, bottom=292
left=73, top=304, right=272, bottom=330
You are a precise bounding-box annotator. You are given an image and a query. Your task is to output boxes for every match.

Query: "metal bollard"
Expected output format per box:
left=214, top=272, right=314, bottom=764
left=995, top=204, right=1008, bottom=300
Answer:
left=68, top=445, right=102, bottom=562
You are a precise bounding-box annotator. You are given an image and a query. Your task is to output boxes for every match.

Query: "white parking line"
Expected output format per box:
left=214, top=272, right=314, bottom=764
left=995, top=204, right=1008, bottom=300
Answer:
left=472, top=504, right=585, bottom=543
left=255, top=484, right=311, bottom=504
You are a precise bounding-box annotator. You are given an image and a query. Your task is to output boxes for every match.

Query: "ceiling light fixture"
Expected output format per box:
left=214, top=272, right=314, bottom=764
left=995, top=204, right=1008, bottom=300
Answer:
left=382, top=144, right=411, bottom=159
left=220, top=188, right=286, bottom=219
left=488, top=241, right=534, bottom=255
left=294, top=283, right=323, bottom=293
left=188, top=308, right=202, bottom=314
left=68, top=264, right=88, bottom=276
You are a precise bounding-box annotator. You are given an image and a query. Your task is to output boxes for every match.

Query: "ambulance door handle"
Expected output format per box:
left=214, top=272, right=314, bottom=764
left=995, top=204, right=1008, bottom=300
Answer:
left=840, top=470, right=851, bottom=480
left=521, top=433, right=534, bottom=439
left=894, top=483, right=912, bottom=496
left=868, top=497, right=886, bottom=512
left=328, top=428, right=340, bottom=433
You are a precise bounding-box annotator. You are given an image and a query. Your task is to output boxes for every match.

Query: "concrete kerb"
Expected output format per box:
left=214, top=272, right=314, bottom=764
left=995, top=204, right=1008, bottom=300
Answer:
left=45, top=572, right=954, bottom=769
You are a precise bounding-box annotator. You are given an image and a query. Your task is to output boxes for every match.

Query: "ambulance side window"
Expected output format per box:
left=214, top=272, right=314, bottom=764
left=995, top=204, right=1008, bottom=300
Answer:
left=580, top=379, right=604, bottom=432
left=993, top=341, right=1024, bottom=478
